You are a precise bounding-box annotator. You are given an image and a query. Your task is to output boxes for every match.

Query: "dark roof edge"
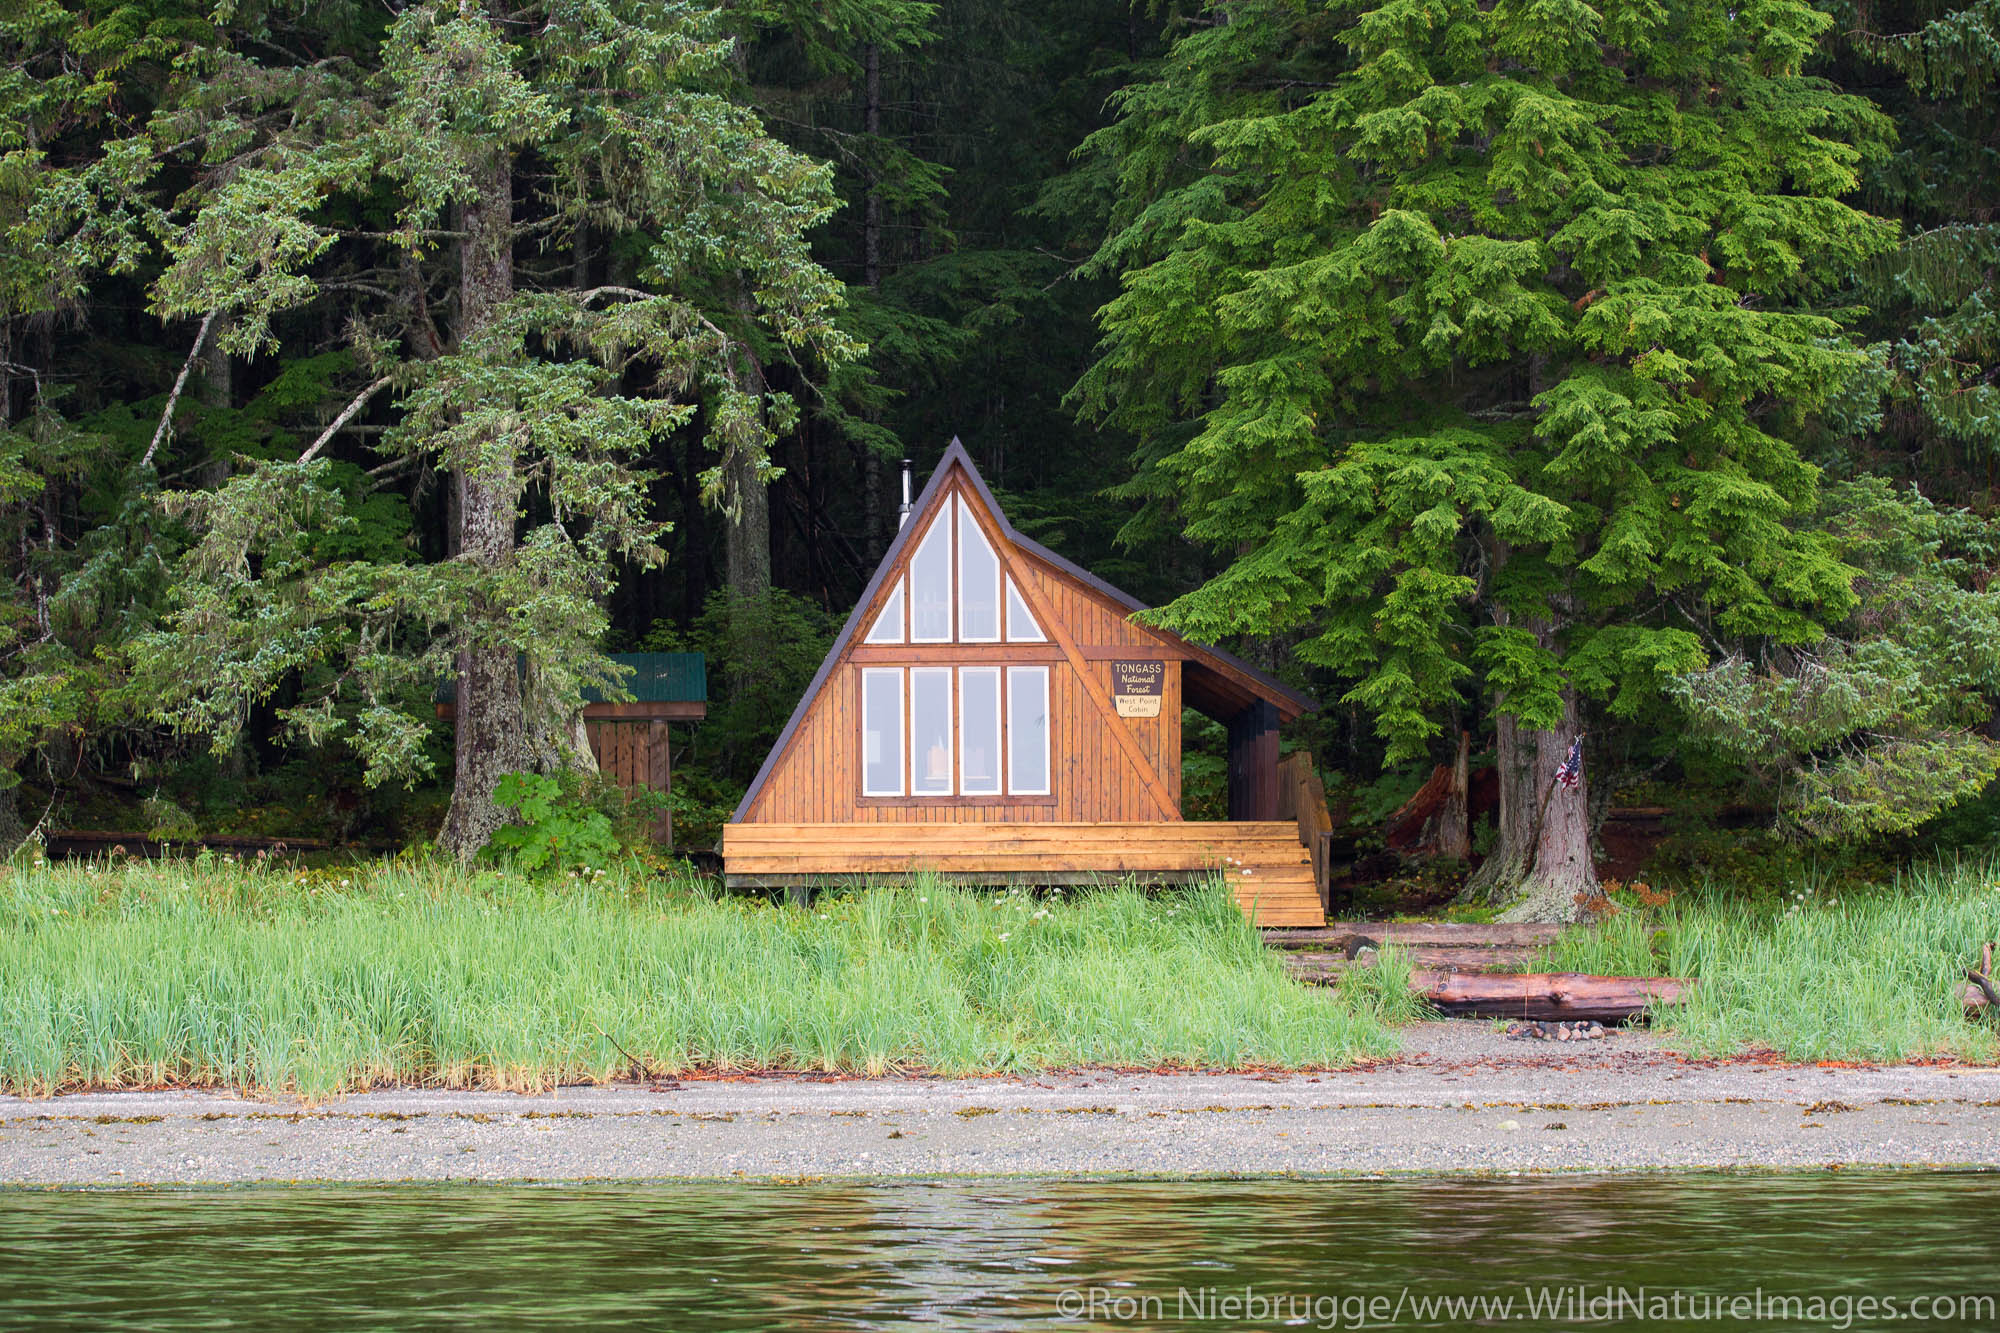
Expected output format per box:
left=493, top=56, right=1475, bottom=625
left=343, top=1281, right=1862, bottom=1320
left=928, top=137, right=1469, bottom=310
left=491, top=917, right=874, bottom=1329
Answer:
left=949, top=447, right=1318, bottom=722
left=730, top=439, right=1317, bottom=824
left=728, top=442, right=962, bottom=823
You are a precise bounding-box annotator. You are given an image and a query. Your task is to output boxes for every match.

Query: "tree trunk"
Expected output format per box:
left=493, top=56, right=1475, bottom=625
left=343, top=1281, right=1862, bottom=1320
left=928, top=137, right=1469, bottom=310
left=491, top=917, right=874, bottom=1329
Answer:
left=0, top=332, right=21, bottom=851
left=719, top=287, right=773, bottom=714
left=859, top=40, right=884, bottom=555
left=521, top=655, right=598, bottom=778
left=1437, top=729, right=1472, bottom=860
left=1464, top=692, right=1598, bottom=921
left=438, top=152, right=531, bottom=864
left=1461, top=605, right=1598, bottom=919
left=722, top=321, right=771, bottom=603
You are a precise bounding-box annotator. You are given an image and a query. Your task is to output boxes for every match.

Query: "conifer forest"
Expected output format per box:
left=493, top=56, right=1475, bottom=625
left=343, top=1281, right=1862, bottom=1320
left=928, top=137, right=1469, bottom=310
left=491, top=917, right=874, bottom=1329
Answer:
left=4, top=0, right=1998, bottom=919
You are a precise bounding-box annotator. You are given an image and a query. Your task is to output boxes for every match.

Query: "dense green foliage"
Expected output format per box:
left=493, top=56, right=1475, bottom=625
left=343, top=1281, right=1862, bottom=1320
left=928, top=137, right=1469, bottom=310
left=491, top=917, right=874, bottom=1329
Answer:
left=0, top=862, right=1395, bottom=1092
left=1673, top=479, right=2000, bottom=838
left=1534, top=860, right=2000, bottom=1062
left=1, top=0, right=1997, bottom=887
left=486, top=771, right=619, bottom=875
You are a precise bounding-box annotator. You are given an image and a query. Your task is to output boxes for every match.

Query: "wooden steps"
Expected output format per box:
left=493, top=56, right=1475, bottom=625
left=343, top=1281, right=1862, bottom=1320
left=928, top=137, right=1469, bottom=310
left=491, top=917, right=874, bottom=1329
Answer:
left=722, top=821, right=1326, bottom=926
left=1263, top=920, right=1566, bottom=982
left=1261, top=920, right=1693, bottom=1022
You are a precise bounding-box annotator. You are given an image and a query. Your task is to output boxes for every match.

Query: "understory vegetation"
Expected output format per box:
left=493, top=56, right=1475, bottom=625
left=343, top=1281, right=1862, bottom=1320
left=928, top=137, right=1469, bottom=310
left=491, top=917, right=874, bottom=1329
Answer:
left=3, top=1, right=1998, bottom=921
left=1536, top=861, right=2000, bottom=1063
left=3, top=850, right=1995, bottom=1095
left=0, top=863, right=1398, bottom=1096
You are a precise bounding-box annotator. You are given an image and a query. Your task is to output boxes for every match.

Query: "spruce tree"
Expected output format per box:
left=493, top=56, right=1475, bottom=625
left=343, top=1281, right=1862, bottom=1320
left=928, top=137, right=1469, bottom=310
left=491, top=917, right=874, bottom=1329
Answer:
left=1845, top=0, right=1999, bottom=488
left=1660, top=1, right=2000, bottom=843
left=1074, top=0, right=1894, bottom=917
left=16, top=0, right=859, bottom=859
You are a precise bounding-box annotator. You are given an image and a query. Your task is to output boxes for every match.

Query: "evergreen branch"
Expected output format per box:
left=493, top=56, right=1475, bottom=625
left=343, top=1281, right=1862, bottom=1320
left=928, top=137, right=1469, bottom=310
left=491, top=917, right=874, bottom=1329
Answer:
left=297, top=375, right=396, bottom=464
left=140, top=312, right=216, bottom=471
left=338, top=229, right=466, bottom=242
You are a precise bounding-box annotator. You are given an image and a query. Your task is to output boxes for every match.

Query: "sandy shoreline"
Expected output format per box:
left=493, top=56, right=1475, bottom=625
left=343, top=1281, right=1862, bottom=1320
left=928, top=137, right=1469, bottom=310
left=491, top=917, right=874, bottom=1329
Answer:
left=3, top=1024, right=1997, bottom=1185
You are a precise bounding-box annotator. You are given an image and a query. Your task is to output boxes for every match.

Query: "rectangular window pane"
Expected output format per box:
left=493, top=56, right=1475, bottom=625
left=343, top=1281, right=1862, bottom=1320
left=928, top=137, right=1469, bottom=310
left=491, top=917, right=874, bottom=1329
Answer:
left=910, top=668, right=953, bottom=795
left=1007, top=666, right=1049, bottom=796
left=957, top=502, right=1000, bottom=641
left=861, top=669, right=903, bottom=796
left=910, top=497, right=953, bottom=642
left=863, top=578, right=905, bottom=644
left=959, top=668, right=1001, bottom=795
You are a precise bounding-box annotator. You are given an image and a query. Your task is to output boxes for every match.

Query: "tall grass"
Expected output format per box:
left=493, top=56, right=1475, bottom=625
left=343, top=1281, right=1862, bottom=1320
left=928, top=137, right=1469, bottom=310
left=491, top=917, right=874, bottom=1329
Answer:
left=0, top=857, right=1394, bottom=1095
left=1536, top=859, right=2000, bottom=1063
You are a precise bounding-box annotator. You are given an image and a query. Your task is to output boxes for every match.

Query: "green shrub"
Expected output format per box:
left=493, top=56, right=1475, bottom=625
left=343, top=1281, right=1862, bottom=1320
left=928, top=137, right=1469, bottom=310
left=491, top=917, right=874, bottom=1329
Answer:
left=486, top=772, right=619, bottom=875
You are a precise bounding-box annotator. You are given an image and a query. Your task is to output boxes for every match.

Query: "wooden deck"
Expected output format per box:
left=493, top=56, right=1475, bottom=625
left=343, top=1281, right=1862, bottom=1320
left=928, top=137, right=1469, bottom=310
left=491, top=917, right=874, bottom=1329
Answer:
left=722, top=821, right=1326, bottom=926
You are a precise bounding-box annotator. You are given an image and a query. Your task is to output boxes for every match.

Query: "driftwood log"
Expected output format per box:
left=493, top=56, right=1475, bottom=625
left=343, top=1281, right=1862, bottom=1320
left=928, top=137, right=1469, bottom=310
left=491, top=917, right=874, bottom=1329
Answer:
left=1410, top=971, right=1692, bottom=1022
left=1285, top=958, right=1693, bottom=1023
left=1282, top=946, right=1545, bottom=974
left=1266, top=921, right=1565, bottom=950
left=1963, top=942, right=1998, bottom=1016
left=1269, top=920, right=1688, bottom=1022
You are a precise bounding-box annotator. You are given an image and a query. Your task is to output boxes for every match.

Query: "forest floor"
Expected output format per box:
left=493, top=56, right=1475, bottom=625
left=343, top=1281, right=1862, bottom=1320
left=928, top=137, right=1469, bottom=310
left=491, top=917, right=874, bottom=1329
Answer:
left=4, top=1023, right=1999, bottom=1183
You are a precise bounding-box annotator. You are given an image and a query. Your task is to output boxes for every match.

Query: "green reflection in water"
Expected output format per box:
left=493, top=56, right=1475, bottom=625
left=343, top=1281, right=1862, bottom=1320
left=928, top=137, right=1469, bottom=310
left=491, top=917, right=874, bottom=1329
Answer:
left=1, top=1173, right=1996, bottom=1330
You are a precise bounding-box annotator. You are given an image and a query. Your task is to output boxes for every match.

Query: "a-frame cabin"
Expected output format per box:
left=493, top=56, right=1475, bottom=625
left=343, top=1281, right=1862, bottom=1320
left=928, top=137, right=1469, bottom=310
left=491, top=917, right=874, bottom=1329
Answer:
left=722, top=441, right=1327, bottom=926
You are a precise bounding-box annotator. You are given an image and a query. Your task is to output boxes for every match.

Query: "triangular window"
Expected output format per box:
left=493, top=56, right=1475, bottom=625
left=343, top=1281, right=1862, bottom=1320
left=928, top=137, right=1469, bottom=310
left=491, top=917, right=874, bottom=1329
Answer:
left=909, top=499, right=953, bottom=642
left=957, top=500, right=1001, bottom=641
left=863, top=577, right=905, bottom=644
left=1004, top=577, right=1045, bottom=642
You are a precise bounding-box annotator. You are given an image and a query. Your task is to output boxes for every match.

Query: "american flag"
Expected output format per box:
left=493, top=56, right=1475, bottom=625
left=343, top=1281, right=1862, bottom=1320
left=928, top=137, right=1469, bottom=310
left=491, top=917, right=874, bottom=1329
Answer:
left=1555, top=736, right=1585, bottom=790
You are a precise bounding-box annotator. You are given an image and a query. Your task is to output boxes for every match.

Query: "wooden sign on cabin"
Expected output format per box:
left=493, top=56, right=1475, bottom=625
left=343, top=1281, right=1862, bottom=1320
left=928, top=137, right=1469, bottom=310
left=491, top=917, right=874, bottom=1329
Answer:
left=1111, top=660, right=1165, bottom=718
left=722, top=440, right=1328, bottom=925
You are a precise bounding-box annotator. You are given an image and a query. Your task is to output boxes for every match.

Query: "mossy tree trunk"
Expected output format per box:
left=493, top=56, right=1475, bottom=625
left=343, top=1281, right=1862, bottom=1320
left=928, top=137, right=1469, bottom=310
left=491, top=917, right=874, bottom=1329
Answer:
left=1465, top=618, right=1598, bottom=922
left=438, top=152, right=532, bottom=864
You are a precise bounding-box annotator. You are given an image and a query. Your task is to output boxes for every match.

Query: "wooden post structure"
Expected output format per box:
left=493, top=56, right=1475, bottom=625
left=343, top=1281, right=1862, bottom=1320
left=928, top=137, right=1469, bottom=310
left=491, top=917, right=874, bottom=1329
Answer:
left=1227, top=700, right=1281, bottom=821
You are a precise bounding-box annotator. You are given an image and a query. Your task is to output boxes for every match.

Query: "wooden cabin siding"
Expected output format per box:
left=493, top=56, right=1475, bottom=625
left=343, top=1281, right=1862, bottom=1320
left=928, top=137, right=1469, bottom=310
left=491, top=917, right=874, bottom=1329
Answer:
left=723, top=821, right=1323, bottom=926
left=742, top=648, right=1180, bottom=824
left=724, top=442, right=1323, bottom=924
left=582, top=716, right=675, bottom=844
left=738, top=527, right=1183, bottom=825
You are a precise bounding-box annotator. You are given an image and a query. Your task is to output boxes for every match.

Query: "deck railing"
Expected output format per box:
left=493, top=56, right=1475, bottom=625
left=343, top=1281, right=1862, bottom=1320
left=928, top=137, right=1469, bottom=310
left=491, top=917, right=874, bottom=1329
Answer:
left=1275, top=752, right=1334, bottom=913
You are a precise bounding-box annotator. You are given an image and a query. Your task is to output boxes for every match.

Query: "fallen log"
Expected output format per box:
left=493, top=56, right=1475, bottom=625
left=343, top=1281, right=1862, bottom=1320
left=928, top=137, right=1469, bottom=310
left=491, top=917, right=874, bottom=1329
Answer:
left=1284, top=945, right=1544, bottom=973
left=1287, top=960, right=1693, bottom=1023
left=1413, top=970, right=1693, bottom=1022
left=1964, top=942, right=1997, bottom=1017
left=44, top=829, right=399, bottom=859
left=1382, top=763, right=1454, bottom=851
left=1265, top=922, right=1565, bottom=950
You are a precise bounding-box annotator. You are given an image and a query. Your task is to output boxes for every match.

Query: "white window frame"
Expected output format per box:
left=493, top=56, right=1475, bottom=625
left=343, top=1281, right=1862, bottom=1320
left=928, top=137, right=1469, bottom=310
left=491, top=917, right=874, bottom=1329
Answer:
left=860, top=668, right=905, bottom=796
left=909, top=666, right=954, bottom=796
left=864, top=576, right=906, bottom=644
left=1006, top=665, right=1051, bottom=796
left=956, top=501, right=1002, bottom=643
left=1004, top=577, right=1045, bottom=642
left=908, top=497, right=954, bottom=644
left=958, top=666, right=1003, bottom=796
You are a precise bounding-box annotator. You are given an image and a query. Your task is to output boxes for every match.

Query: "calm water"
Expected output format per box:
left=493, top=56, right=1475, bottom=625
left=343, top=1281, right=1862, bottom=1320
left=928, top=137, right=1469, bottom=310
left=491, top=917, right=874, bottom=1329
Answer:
left=1, top=1174, right=1995, bottom=1330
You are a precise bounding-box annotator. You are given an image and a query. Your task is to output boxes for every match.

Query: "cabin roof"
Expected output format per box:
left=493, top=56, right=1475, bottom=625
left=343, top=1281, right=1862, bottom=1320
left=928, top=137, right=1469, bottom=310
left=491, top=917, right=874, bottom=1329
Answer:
left=586, top=653, right=706, bottom=704
left=730, top=440, right=1317, bottom=823
left=436, top=652, right=706, bottom=704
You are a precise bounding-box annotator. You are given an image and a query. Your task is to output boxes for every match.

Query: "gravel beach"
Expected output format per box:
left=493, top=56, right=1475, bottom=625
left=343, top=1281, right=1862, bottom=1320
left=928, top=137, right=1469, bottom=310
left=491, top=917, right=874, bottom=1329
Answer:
left=4, top=1023, right=1997, bottom=1185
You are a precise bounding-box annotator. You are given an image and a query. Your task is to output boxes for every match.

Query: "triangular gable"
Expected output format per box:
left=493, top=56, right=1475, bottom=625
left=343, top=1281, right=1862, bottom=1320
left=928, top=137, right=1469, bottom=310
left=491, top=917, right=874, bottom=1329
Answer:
left=857, top=496, right=1049, bottom=646
left=730, top=439, right=1315, bottom=823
